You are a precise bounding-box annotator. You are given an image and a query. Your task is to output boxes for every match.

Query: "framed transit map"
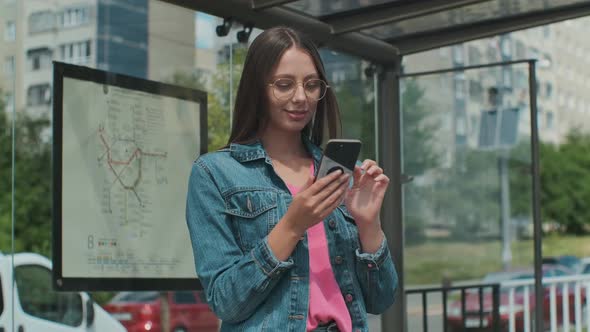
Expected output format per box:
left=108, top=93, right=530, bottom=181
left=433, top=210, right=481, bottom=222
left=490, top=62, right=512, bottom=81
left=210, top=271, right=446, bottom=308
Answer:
left=52, top=62, right=207, bottom=291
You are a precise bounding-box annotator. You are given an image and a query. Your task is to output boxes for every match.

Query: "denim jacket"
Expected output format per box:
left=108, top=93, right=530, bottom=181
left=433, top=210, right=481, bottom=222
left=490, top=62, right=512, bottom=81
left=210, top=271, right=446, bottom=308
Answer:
left=185, top=137, right=398, bottom=331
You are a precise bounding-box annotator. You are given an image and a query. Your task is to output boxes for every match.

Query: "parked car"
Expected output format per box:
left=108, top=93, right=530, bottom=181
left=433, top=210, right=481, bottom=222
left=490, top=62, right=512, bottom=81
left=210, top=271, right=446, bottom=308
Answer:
left=104, top=290, right=220, bottom=332
left=542, top=255, right=581, bottom=272
left=446, top=264, right=584, bottom=332
left=0, top=251, right=126, bottom=332
left=579, top=257, right=590, bottom=274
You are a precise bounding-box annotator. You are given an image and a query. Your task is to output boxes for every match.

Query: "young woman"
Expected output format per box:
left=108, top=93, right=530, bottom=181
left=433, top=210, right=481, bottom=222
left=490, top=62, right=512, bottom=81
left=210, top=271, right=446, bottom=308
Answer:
left=186, top=26, right=398, bottom=332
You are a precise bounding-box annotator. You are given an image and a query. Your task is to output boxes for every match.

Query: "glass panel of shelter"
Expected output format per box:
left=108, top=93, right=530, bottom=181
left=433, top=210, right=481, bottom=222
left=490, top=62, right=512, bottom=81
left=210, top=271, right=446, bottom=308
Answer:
left=399, top=62, right=534, bottom=332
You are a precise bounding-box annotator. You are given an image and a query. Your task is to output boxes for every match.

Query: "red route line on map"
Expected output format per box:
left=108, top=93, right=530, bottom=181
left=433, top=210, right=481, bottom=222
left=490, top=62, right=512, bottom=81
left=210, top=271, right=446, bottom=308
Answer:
left=97, top=125, right=167, bottom=204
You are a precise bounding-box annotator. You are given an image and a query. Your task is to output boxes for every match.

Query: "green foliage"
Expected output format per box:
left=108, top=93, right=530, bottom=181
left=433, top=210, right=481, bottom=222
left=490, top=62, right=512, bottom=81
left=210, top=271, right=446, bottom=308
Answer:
left=406, top=234, right=590, bottom=285
left=170, top=45, right=247, bottom=152
left=332, top=78, right=376, bottom=161
left=0, top=100, right=52, bottom=256
left=401, top=79, right=442, bottom=175
left=539, top=131, right=590, bottom=233
left=433, top=149, right=501, bottom=240
left=508, top=131, right=590, bottom=234
left=399, top=79, right=443, bottom=243
left=507, top=140, right=533, bottom=218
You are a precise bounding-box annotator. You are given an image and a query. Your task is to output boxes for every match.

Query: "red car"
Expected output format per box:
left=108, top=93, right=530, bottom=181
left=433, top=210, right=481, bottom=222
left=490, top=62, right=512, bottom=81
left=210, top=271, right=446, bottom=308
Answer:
left=446, top=265, right=585, bottom=332
left=103, top=291, right=220, bottom=332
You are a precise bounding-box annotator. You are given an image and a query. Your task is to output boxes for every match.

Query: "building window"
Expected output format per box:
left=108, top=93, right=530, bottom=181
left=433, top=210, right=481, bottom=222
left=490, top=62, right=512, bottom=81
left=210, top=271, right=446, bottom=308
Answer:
left=4, top=56, right=15, bottom=75
left=500, top=37, right=511, bottom=58
left=468, top=46, right=481, bottom=65
left=529, top=47, right=540, bottom=61
left=4, top=21, right=16, bottom=41
left=502, top=69, right=512, bottom=89
left=27, top=84, right=52, bottom=106
left=514, top=71, right=527, bottom=89
left=60, top=40, right=91, bottom=64
left=330, top=70, right=346, bottom=84
left=29, top=11, right=55, bottom=34
left=59, top=7, right=90, bottom=28
left=5, top=93, right=14, bottom=113
left=452, top=45, right=464, bottom=64
left=515, top=40, right=526, bottom=59
left=469, top=79, right=483, bottom=101
left=454, top=73, right=466, bottom=100
left=545, top=82, right=553, bottom=98
left=486, top=44, right=498, bottom=62
left=27, top=48, right=53, bottom=71
left=546, top=111, right=554, bottom=129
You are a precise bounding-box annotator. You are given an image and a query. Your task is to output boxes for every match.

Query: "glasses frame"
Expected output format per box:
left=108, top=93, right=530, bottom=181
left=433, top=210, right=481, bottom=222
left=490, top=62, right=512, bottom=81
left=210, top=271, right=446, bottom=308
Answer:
left=268, top=78, right=330, bottom=102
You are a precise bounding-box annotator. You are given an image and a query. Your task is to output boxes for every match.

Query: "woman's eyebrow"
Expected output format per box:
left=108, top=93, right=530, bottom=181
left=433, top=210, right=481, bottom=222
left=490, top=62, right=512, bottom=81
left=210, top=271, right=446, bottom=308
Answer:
left=271, top=73, right=320, bottom=80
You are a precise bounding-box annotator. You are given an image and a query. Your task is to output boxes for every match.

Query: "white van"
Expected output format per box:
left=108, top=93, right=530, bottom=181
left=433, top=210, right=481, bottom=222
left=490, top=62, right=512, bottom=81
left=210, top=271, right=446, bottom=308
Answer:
left=0, top=252, right=125, bottom=332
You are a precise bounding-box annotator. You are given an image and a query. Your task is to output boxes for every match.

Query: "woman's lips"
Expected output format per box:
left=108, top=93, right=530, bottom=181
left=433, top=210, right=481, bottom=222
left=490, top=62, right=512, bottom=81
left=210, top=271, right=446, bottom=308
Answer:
left=284, top=109, right=308, bottom=121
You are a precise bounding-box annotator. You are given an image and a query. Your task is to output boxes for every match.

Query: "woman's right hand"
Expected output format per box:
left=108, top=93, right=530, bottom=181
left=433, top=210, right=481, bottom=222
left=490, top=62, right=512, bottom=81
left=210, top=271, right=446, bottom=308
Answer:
left=283, top=170, right=350, bottom=236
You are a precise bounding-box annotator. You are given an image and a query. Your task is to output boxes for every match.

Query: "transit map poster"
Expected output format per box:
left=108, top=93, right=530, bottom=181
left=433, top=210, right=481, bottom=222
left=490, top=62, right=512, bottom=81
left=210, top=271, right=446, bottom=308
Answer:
left=52, top=62, right=207, bottom=290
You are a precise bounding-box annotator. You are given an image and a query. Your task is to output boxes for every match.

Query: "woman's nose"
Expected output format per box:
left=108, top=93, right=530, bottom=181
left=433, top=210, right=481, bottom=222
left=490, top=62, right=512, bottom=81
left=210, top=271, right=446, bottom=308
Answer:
left=292, top=84, right=306, bottom=102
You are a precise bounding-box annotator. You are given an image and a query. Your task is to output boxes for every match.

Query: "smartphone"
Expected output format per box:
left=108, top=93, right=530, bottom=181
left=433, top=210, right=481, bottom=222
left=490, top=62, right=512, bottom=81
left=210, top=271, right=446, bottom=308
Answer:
left=316, top=139, right=362, bottom=179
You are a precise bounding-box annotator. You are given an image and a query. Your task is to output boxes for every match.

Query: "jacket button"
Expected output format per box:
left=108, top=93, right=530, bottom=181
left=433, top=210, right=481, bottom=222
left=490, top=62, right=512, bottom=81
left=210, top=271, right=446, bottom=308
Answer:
left=345, top=293, right=353, bottom=303
left=328, top=219, right=336, bottom=229
left=335, top=256, right=343, bottom=265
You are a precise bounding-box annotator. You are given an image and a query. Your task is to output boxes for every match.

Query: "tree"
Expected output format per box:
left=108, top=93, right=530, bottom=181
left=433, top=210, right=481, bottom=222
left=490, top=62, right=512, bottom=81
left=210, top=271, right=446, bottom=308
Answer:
left=401, top=79, right=443, bottom=175
left=333, top=77, right=376, bottom=160
left=507, top=130, right=590, bottom=235
left=540, top=131, right=590, bottom=234
left=0, top=96, right=52, bottom=255
left=432, top=149, right=501, bottom=240
left=170, top=45, right=247, bottom=152
left=397, top=79, right=443, bottom=244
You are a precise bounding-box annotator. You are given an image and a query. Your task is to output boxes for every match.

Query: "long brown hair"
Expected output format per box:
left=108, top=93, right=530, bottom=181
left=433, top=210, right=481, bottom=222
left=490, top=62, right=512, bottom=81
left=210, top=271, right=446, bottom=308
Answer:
left=227, top=26, right=341, bottom=147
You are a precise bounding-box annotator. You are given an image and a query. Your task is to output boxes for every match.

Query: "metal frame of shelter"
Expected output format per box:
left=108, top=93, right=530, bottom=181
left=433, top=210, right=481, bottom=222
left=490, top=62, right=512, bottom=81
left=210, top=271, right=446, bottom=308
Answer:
left=161, top=1, right=590, bottom=331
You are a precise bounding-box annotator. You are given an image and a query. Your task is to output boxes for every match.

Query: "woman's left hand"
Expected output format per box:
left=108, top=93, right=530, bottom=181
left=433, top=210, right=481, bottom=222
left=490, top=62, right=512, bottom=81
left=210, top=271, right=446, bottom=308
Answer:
left=345, top=159, right=389, bottom=253
left=345, top=159, right=390, bottom=229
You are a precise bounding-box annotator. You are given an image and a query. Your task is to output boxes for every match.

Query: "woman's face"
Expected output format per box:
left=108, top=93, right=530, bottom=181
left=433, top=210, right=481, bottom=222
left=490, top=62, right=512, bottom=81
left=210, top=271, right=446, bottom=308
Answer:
left=264, top=47, right=320, bottom=135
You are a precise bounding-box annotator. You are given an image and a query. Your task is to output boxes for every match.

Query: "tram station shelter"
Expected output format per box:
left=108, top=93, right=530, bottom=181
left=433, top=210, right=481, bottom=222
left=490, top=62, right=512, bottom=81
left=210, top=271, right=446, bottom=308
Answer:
left=161, top=1, right=590, bottom=330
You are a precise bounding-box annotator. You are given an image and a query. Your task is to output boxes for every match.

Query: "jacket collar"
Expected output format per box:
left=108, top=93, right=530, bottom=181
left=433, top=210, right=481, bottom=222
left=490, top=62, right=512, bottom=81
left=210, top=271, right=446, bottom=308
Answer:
left=229, top=135, right=323, bottom=163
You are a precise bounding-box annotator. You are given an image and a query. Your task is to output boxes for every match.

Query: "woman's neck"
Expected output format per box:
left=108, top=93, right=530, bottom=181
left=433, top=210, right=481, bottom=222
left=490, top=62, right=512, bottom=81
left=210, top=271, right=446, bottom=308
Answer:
left=260, top=129, right=308, bottom=162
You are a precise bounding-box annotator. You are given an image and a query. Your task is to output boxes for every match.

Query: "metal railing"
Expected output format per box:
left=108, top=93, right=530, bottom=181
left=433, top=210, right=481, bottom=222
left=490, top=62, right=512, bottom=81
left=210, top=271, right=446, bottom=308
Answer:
left=406, top=283, right=501, bottom=332
left=500, top=274, right=590, bottom=332
left=406, top=275, right=590, bottom=332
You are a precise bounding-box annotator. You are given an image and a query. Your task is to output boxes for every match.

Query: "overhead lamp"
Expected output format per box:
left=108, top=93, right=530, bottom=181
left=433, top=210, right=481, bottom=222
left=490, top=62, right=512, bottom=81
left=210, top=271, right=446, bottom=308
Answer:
left=216, top=17, right=233, bottom=37
left=237, top=24, right=254, bottom=43
left=364, top=63, right=378, bottom=78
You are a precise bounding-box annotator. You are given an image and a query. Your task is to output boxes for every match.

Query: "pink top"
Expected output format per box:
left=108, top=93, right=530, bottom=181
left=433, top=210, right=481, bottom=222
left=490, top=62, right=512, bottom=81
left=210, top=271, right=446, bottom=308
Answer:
left=285, top=164, right=352, bottom=332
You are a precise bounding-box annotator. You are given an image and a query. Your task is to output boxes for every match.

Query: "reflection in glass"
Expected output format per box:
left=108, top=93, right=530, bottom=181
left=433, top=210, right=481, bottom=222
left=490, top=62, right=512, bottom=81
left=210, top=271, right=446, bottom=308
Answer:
left=365, top=0, right=590, bottom=40
left=16, top=265, right=83, bottom=327
left=401, top=63, right=537, bottom=332
left=321, top=50, right=377, bottom=161
left=401, top=64, right=533, bottom=286
left=287, top=0, right=397, bottom=17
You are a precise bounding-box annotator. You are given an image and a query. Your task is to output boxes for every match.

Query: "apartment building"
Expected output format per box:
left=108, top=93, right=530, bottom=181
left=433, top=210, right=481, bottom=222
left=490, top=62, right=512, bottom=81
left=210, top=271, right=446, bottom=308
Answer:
left=0, top=0, right=193, bottom=117
left=403, top=16, right=590, bottom=148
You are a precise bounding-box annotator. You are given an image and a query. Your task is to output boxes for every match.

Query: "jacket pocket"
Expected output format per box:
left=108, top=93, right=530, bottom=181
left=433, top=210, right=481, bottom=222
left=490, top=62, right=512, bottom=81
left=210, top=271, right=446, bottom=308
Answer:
left=224, top=189, right=278, bottom=250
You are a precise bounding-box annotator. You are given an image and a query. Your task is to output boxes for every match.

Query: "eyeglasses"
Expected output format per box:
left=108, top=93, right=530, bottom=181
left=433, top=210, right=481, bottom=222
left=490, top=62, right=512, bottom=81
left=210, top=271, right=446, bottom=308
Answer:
left=268, top=78, right=329, bottom=102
